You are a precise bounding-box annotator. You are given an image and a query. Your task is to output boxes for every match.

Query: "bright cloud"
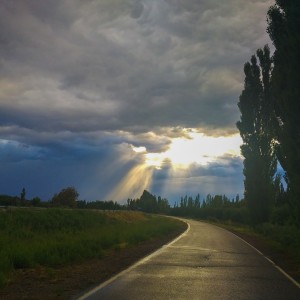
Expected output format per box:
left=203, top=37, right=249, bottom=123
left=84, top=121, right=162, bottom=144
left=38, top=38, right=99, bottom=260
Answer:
left=138, top=131, right=242, bottom=168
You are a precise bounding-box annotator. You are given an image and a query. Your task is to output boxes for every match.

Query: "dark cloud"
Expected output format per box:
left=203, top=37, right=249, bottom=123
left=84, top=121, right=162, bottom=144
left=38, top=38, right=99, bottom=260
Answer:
left=0, top=0, right=273, bottom=200
left=0, top=0, right=273, bottom=134
left=131, top=1, right=144, bottom=19
left=0, top=140, right=46, bottom=162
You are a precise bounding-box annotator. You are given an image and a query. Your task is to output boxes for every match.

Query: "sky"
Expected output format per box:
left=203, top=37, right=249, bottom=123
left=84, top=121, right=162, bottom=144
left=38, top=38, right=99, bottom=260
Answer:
left=0, top=0, right=274, bottom=204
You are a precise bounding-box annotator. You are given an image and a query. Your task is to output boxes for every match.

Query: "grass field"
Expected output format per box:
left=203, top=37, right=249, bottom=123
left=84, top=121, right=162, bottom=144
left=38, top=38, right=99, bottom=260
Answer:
left=0, top=208, right=185, bottom=287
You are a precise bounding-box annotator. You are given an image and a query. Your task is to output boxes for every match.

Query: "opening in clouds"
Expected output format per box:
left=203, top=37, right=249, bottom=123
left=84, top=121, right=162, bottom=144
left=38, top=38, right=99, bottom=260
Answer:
left=139, top=130, right=242, bottom=169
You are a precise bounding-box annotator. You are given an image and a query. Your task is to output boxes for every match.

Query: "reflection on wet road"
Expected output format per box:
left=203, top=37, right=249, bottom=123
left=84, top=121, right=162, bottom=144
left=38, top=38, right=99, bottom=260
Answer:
left=79, top=219, right=300, bottom=300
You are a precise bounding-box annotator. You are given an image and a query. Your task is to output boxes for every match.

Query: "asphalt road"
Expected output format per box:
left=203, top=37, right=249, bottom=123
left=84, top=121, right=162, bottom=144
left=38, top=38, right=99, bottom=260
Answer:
left=78, top=219, right=300, bottom=300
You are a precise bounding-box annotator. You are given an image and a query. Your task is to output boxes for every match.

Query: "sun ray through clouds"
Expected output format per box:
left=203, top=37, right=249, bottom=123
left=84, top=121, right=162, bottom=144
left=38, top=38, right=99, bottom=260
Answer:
left=107, top=164, right=154, bottom=203
left=107, top=129, right=242, bottom=202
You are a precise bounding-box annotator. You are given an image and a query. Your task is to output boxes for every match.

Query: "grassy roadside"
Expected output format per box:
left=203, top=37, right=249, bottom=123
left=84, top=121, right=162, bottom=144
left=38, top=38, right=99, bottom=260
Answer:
left=206, top=219, right=300, bottom=283
left=0, top=208, right=186, bottom=288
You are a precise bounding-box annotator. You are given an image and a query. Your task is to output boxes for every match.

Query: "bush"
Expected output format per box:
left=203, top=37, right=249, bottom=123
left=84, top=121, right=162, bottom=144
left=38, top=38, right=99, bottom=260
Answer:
left=255, top=222, right=300, bottom=262
left=51, top=187, right=79, bottom=207
left=270, top=204, right=291, bottom=225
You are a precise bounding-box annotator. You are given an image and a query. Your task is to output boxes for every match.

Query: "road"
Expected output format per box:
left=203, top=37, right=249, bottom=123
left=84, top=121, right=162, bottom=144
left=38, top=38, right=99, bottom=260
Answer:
left=78, top=219, right=300, bottom=300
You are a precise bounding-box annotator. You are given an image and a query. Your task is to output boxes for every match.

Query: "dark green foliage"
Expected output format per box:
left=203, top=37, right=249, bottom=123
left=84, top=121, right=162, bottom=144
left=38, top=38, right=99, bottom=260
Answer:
left=139, top=190, right=158, bottom=212
left=77, top=200, right=123, bottom=210
left=171, top=194, right=249, bottom=224
left=0, top=194, right=47, bottom=208
left=267, top=1, right=300, bottom=224
left=51, top=186, right=79, bottom=208
left=237, top=46, right=277, bottom=224
left=235, top=0, right=300, bottom=226
left=127, top=190, right=170, bottom=214
left=20, top=188, right=26, bottom=204
left=255, top=222, right=300, bottom=263
left=31, top=197, right=41, bottom=207
left=0, top=195, right=19, bottom=206
left=270, top=204, right=291, bottom=225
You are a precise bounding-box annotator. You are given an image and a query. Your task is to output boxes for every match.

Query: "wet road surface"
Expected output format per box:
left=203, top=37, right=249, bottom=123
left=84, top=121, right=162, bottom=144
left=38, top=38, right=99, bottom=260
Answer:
left=78, top=219, right=300, bottom=300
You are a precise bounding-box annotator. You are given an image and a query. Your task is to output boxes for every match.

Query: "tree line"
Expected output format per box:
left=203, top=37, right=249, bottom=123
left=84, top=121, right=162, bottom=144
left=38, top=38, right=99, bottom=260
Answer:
left=171, top=194, right=248, bottom=223
left=0, top=187, right=123, bottom=210
left=1, top=188, right=245, bottom=222
left=0, top=188, right=168, bottom=213
left=127, top=190, right=170, bottom=213
left=0, top=188, right=42, bottom=207
left=237, top=1, right=300, bottom=225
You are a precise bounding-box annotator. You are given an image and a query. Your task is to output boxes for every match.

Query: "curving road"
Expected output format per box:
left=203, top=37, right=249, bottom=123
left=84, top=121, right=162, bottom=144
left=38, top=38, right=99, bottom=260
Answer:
left=78, top=219, right=300, bottom=300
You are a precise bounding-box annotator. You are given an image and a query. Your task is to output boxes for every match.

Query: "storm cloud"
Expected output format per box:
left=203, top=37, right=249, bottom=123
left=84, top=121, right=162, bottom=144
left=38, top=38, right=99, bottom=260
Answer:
left=0, top=0, right=274, bottom=202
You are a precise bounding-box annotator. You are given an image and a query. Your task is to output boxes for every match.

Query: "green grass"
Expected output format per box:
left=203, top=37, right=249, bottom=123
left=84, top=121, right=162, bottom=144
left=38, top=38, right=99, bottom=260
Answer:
left=255, top=223, right=300, bottom=259
left=0, top=208, right=185, bottom=287
left=208, top=219, right=300, bottom=265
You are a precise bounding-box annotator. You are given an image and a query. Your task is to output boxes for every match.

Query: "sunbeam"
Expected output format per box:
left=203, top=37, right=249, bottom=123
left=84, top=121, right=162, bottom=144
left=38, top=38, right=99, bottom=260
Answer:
left=107, top=130, right=243, bottom=202
left=107, top=164, right=154, bottom=203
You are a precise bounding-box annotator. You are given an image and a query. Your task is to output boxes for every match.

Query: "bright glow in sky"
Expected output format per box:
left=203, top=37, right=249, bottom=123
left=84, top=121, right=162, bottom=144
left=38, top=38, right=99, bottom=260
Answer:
left=114, top=130, right=242, bottom=202
left=134, top=130, right=243, bottom=169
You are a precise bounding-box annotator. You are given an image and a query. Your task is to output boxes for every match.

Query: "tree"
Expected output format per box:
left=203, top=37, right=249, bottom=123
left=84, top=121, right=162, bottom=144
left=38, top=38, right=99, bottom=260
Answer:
left=157, top=196, right=170, bottom=213
left=237, top=47, right=277, bottom=223
left=51, top=187, right=79, bottom=208
left=139, top=190, right=157, bottom=212
left=267, top=1, right=300, bottom=224
left=20, top=187, right=26, bottom=204
left=31, top=197, right=41, bottom=207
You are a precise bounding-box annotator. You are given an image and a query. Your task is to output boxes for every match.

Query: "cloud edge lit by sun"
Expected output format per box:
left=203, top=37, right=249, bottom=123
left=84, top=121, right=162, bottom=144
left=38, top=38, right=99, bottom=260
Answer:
left=132, top=129, right=242, bottom=169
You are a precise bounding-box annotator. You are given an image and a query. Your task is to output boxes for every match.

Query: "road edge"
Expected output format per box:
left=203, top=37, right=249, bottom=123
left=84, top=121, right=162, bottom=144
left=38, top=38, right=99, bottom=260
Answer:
left=209, top=221, right=300, bottom=289
left=76, top=219, right=190, bottom=300
left=231, top=231, right=300, bottom=289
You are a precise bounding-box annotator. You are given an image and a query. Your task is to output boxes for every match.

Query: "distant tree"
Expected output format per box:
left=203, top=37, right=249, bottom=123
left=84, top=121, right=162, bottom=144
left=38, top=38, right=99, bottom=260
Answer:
left=212, top=195, right=223, bottom=208
left=187, top=196, right=193, bottom=208
left=237, top=47, right=277, bottom=223
left=180, top=197, right=184, bottom=208
left=139, top=190, right=158, bottom=213
left=205, top=194, right=212, bottom=207
left=51, top=187, right=79, bottom=208
left=20, top=187, right=26, bottom=205
left=267, top=1, right=300, bottom=224
left=127, top=198, right=135, bottom=210
left=127, top=191, right=169, bottom=213
left=195, top=194, right=201, bottom=208
left=157, top=196, right=170, bottom=213
left=0, top=195, right=18, bottom=206
left=76, top=200, right=87, bottom=209
left=85, top=200, right=122, bottom=210
left=31, top=197, right=41, bottom=207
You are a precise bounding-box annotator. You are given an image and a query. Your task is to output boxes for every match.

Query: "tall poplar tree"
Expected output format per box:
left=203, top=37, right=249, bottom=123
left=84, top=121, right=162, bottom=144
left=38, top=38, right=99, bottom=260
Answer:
left=237, top=46, right=277, bottom=223
left=267, top=0, right=300, bottom=224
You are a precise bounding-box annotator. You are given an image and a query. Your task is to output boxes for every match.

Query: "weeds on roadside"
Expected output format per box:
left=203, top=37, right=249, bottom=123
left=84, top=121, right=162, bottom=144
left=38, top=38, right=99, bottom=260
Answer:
left=0, top=208, right=185, bottom=287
